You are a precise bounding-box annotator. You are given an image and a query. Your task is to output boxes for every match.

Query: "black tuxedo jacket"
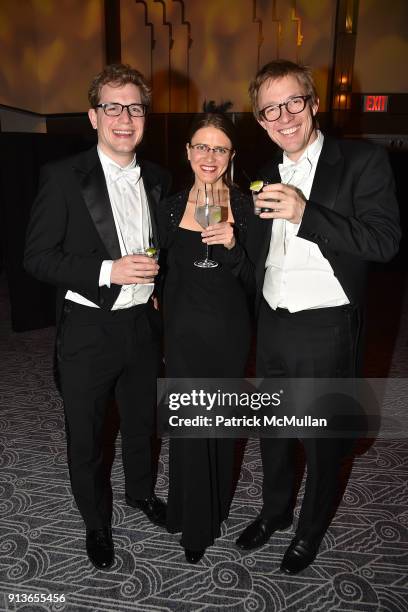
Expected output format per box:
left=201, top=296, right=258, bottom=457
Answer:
left=24, top=146, right=171, bottom=323
left=243, top=136, right=401, bottom=313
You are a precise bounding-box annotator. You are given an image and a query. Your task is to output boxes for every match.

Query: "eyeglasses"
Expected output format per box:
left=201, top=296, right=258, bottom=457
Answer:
left=189, top=143, right=232, bottom=157
left=259, top=95, right=312, bottom=122
left=96, top=103, right=147, bottom=117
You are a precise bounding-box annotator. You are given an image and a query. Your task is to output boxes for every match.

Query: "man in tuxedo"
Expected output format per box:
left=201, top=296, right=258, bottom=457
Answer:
left=24, top=64, right=171, bottom=569
left=236, top=60, right=400, bottom=573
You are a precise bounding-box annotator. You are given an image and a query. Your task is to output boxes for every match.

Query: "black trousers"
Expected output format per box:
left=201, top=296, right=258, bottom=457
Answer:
left=57, top=300, right=160, bottom=530
left=257, top=298, right=360, bottom=542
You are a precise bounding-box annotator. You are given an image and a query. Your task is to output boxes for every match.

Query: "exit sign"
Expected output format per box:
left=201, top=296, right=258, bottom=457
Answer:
left=363, top=95, right=389, bottom=112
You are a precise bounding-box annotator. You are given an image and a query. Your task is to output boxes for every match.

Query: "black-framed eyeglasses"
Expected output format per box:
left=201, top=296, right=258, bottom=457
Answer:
left=189, top=143, right=232, bottom=157
left=259, top=95, right=312, bottom=122
left=96, top=102, right=148, bottom=117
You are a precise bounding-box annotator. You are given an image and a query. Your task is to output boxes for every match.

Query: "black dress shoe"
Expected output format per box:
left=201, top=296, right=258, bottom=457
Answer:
left=280, top=536, right=319, bottom=574
left=86, top=527, right=114, bottom=570
left=236, top=515, right=292, bottom=550
left=126, top=493, right=167, bottom=527
left=184, top=548, right=205, bottom=564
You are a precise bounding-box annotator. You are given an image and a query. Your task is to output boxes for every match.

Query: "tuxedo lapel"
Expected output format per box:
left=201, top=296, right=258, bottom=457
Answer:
left=256, top=154, right=282, bottom=272
left=139, top=160, right=160, bottom=246
left=257, top=219, right=273, bottom=286
left=309, top=137, right=343, bottom=210
left=247, top=213, right=273, bottom=287
left=73, top=147, right=122, bottom=260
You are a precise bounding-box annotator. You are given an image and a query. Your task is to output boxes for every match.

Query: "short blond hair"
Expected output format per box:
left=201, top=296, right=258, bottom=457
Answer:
left=249, top=59, right=318, bottom=120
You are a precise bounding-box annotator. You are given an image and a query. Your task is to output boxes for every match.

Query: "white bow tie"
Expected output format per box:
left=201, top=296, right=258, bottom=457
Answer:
left=278, top=157, right=312, bottom=186
left=108, top=164, right=141, bottom=184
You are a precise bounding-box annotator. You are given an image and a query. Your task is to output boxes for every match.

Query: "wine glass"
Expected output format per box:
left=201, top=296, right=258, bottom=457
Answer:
left=194, top=185, right=222, bottom=268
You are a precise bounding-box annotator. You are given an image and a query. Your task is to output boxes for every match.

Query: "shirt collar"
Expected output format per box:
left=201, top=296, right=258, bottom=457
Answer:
left=281, top=130, right=324, bottom=167
left=97, top=146, right=137, bottom=174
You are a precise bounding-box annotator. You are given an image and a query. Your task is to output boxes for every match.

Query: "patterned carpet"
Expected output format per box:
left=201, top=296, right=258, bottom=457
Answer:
left=0, top=274, right=407, bottom=612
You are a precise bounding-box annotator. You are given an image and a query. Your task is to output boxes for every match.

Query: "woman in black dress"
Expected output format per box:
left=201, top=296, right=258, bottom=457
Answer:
left=159, top=113, right=252, bottom=563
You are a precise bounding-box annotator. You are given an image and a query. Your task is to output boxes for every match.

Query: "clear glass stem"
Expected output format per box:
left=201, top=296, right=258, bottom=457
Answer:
left=205, top=242, right=209, bottom=261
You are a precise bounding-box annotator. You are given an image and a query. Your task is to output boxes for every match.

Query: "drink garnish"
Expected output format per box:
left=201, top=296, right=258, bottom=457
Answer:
left=250, top=180, right=264, bottom=192
left=145, top=247, right=157, bottom=257
left=212, top=210, right=222, bottom=223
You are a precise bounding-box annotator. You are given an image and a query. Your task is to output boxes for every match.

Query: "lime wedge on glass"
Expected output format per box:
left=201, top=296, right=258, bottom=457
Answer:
left=250, top=180, right=264, bottom=192
left=212, top=209, right=222, bottom=223
left=145, top=247, right=157, bottom=257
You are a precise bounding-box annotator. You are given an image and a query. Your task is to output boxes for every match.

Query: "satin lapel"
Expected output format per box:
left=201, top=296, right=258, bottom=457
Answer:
left=309, top=137, right=343, bottom=210
left=73, top=148, right=121, bottom=260
left=139, top=161, right=160, bottom=246
left=257, top=158, right=282, bottom=275
left=257, top=217, right=273, bottom=286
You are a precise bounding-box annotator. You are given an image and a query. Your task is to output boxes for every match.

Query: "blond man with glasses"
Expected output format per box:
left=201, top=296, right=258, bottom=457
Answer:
left=235, top=59, right=400, bottom=574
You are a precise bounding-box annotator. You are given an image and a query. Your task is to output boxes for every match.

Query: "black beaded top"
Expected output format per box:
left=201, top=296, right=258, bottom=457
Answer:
left=158, top=186, right=251, bottom=247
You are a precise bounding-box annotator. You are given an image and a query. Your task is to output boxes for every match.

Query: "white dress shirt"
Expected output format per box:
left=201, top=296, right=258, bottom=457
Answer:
left=263, top=131, right=349, bottom=312
left=65, top=147, right=154, bottom=309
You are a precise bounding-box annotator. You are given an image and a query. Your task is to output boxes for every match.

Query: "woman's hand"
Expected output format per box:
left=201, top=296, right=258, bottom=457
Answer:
left=201, top=222, right=236, bottom=250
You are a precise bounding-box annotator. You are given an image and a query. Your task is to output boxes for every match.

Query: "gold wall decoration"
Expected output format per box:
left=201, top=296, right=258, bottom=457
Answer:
left=353, top=0, right=408, bottom=92
left=0, top=0, right=104, bottom=114
left=290, top=3, right=304, bottom=52
left=270, top=0, right=283, bottom=60
left=122, top=0, right=333, bottom=113
left=173, top=0, right=193, bottom=110
left=11, top=0, right=408, bottom=115
left=124, top=0, right=195, bottom=112
left=331, top=0, right=359, bottom=113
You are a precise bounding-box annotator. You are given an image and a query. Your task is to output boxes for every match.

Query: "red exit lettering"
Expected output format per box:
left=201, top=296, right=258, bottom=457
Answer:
left=363, top=95, right=388, bottom=112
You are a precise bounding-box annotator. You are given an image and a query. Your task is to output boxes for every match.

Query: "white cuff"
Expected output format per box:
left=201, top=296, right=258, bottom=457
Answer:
left=99, top=260, right=113, bottom=288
